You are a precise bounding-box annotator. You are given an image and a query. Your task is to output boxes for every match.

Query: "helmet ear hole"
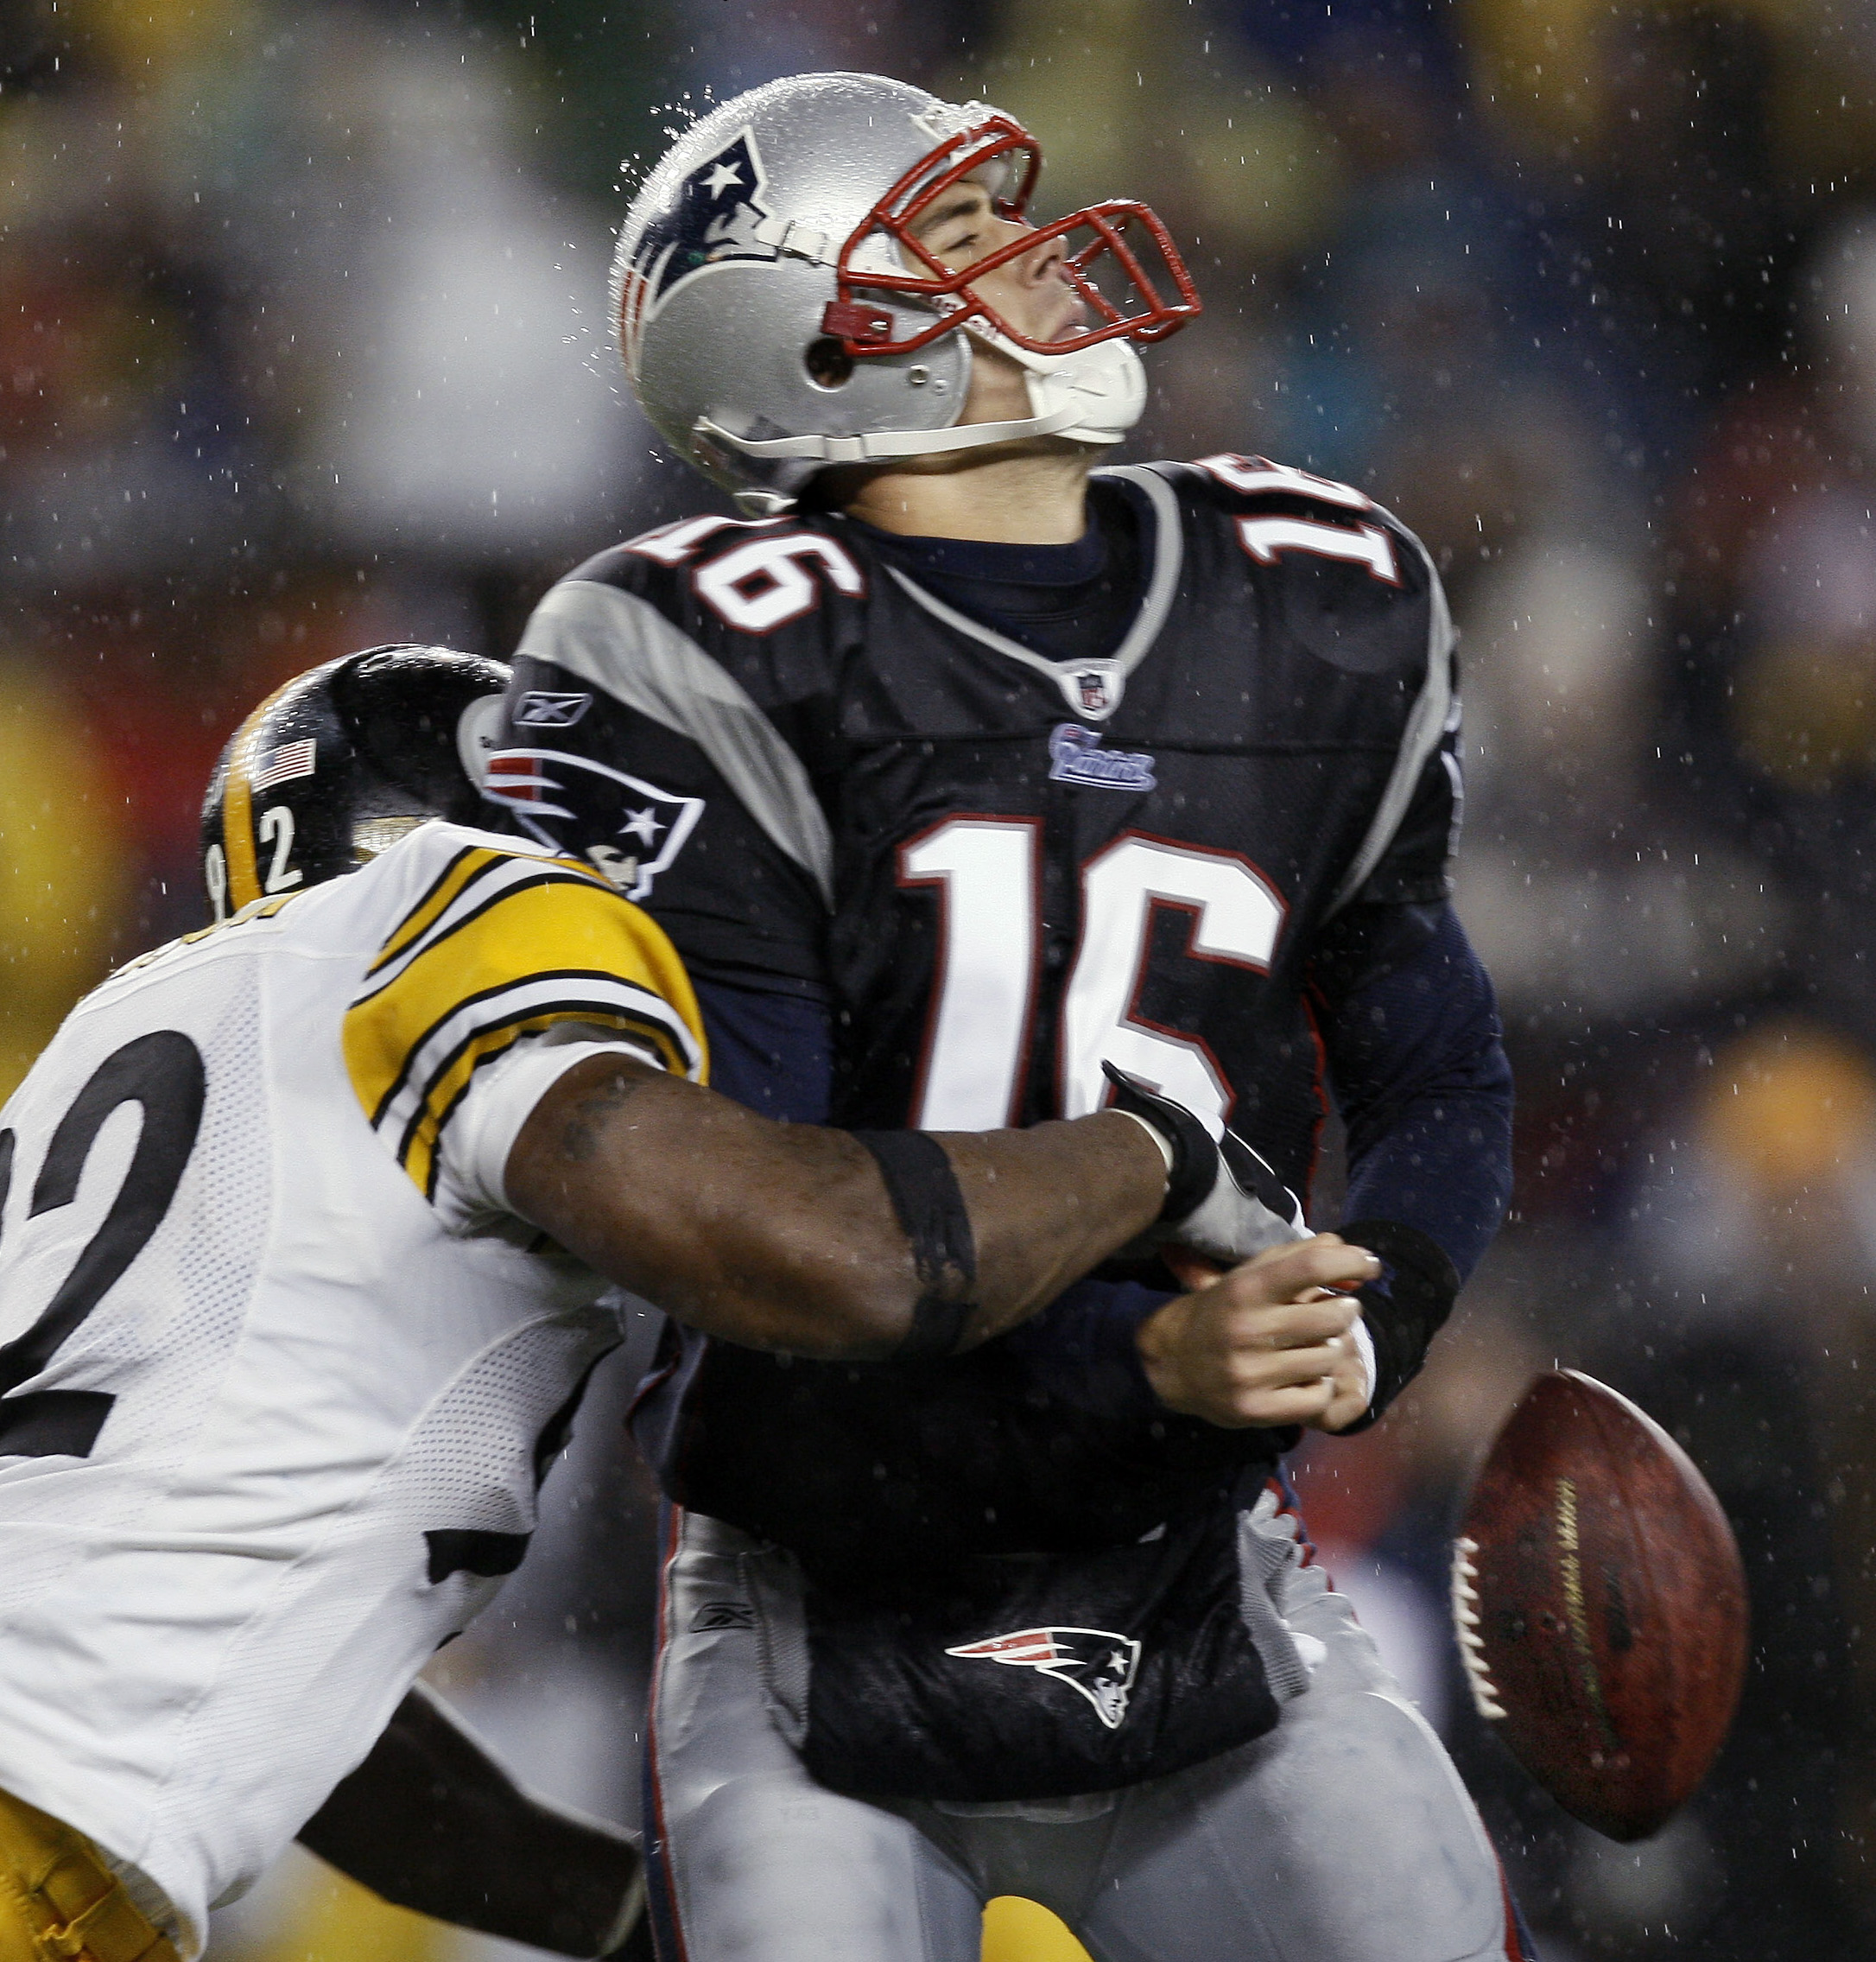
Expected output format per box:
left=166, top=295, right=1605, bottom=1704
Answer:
left=804, top=337, right=855, bottom=390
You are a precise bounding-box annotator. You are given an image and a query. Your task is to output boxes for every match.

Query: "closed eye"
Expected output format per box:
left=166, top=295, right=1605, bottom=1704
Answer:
left=915, top=187, right=996, bottom=263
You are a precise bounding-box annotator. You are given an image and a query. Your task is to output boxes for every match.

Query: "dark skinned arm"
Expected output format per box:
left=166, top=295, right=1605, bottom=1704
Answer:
left=503, top=1053, right=1167, bottom=1361
left=297, top=1683, right=647, bottom=1959
left=295, top=1067, right=1167, bottom=1952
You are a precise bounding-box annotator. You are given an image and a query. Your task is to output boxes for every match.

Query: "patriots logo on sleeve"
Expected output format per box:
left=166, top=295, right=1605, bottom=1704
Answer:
left=945, top=1627, right=1143, bottom=1730
left=620, top=128, right=777, bottom=371
left=483, top=748, right=705, bottom=904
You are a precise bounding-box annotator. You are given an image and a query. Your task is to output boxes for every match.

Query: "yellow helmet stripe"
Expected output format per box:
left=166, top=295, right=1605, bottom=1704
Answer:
left=220, top=673, right=308, bottom=909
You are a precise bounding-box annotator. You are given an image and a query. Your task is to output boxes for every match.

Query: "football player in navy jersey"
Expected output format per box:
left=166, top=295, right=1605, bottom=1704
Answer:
left=491, top=73, right=1525, bottom=1962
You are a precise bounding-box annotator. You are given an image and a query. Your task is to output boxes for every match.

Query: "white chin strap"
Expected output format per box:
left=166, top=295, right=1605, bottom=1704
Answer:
left=979, top=324, right=1149, bottom=447
left=696, top=328, right=1147, bottom=469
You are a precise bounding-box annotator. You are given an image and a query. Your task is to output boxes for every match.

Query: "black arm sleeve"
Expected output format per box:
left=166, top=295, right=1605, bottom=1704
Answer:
left=1310, top=899, right=1513, bottom=1421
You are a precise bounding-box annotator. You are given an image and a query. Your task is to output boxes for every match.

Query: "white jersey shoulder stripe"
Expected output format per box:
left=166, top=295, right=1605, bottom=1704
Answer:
left=375, top=971, right=697, bottom=1156
left=343, top=838, right=707, bottom=1199
left=1323, top=518, right=1457, bottom=918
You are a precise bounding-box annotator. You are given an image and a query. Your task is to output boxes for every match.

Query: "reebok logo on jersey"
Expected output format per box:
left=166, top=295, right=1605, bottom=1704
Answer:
left=691, top=1600, right=757, bottom=1632
left=513, top=691, right=593, bottom=728
left=1049, top=723, right=1157, bottom=793
left=945, top=1627, right=1143, bottom=1730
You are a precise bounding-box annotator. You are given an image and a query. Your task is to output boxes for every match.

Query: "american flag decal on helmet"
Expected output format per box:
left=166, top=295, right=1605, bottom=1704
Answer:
left=252, top=739, right=317, bottom=794
left=945, top=1626, right=1142, bottom=1730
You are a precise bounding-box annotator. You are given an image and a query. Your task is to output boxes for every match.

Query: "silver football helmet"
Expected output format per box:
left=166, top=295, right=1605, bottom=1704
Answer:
left=612, top=72, right=1201, bottom=509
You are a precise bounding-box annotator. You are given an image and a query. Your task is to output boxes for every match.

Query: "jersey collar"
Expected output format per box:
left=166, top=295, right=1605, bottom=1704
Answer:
left=878, top=465, right=1182, bottom=721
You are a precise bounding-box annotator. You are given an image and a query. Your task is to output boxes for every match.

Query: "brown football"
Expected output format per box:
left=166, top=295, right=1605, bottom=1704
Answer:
left=1451, top=1369, right=1748, bottom=1842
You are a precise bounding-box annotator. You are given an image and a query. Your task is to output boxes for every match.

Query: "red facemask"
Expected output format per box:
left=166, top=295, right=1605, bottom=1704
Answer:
left=820, top=113, right=1202, bottom=360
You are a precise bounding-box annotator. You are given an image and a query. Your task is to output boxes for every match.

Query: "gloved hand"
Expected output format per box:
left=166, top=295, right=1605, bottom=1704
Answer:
left=1100, top=1062, right=1309, bottom=1267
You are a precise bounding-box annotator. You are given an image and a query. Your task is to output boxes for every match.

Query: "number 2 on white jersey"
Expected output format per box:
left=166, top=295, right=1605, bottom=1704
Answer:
left=0, top=1032, right=205, bottom=1457
left=899, top=822, right=1284, bottom=1137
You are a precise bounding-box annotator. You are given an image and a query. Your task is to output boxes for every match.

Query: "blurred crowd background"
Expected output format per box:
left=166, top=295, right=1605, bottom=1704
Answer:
left=6, top=0, right=1876, bottom=1955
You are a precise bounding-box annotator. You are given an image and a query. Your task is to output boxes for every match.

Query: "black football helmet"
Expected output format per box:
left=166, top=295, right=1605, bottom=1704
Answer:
left=199, top=644, right=510, bottom=922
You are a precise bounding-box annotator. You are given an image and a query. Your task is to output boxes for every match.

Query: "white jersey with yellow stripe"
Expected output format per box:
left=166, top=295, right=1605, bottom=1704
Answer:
left=0, top=821, right=703, bottom=1958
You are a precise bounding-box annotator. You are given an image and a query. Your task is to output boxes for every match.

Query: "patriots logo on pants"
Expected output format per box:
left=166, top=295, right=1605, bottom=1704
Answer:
left=945, top=1627, right=1143, bottom=1730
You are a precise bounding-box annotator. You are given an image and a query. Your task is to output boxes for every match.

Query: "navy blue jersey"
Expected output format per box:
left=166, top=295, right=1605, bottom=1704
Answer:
left=491, top=457, right=1474, bottom=1583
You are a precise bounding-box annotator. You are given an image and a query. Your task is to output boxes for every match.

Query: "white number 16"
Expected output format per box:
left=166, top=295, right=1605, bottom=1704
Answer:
left=898, top=820, right=1284, bottom=1137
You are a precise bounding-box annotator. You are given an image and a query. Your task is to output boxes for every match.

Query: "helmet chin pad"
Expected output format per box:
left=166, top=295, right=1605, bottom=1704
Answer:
left=696, top=327, right=1145, bottom=488
left=699, top=339, right=1143, bottom=490
left=967, top=322, right=1149, bottom=450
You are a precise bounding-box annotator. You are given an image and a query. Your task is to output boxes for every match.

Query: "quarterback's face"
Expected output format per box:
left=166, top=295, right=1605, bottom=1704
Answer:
left=908, top=178, right=1084, bottom=346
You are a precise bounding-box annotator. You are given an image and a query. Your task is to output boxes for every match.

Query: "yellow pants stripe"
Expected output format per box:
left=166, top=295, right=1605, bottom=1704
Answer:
left=0, top=1788, right=176, bottom=1962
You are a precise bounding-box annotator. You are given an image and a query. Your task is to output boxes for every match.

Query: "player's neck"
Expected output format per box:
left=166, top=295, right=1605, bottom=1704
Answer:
left=840, top=443, right=1094, bottom=544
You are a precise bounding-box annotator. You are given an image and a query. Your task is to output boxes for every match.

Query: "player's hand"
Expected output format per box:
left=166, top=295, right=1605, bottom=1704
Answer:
left=1138, top=1235, right=1379, bottom=1432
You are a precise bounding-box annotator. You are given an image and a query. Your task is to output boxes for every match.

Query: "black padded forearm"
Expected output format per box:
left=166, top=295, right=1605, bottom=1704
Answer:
left=850, top=1129, right=979, bottom=1360
left=1098, top=1062, right=1214, bottom=1220
left=1335, top=1217, right=1460, bottom=1431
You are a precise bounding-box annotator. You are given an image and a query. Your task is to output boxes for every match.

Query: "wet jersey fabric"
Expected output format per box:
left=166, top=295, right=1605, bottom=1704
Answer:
left=795, top=1480, right=1280, bottom=1800
left=0, top=822, right=702, bottom=1957
left=495, top=456, right=1473, bottom=1587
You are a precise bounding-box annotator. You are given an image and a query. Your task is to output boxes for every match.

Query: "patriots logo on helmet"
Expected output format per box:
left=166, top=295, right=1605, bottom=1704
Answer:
left=945, top=1626, right=1143, bottom=1730
left=620, top=128, right=777, bottom=374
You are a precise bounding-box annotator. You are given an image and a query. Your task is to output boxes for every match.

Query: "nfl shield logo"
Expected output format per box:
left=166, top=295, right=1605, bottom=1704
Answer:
left=1075, top=670, right=1111, bottom=716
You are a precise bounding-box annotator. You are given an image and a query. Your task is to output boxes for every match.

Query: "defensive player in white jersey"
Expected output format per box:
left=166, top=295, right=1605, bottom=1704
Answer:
left=0, top=644, right=1346, bottom=1962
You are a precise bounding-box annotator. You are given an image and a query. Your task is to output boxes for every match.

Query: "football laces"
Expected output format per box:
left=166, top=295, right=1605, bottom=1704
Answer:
left=1450, top=1536, right=1507, bottom=1721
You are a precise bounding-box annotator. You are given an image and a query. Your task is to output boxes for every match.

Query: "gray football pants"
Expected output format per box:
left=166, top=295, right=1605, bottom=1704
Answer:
left=642, top=1499, right=1524, bottom=1962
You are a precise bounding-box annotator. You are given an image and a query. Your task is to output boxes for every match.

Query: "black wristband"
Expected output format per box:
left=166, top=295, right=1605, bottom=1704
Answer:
left=850, top=1130, right=979, bottom=1362
left=1099, top=1062, right=1215, bottom=1221
left=1336, top=1217, right=1460, bottom=1429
